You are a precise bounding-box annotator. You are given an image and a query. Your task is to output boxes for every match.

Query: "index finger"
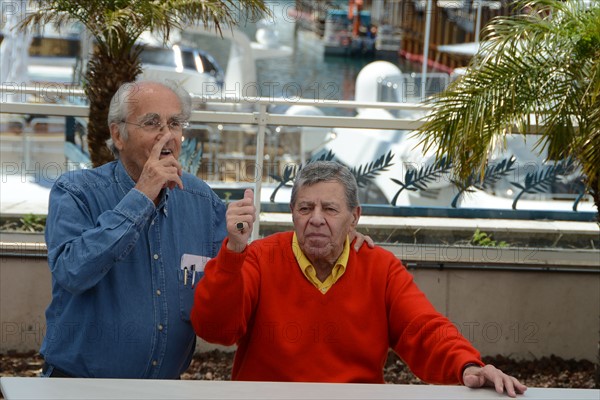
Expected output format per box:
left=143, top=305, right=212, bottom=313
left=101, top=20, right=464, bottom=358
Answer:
left=149, top=132, right=173, bottom=160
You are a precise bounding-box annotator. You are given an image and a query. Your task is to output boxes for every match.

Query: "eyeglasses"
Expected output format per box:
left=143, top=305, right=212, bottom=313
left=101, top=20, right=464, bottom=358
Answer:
left=121, top=118, right=190, bottom=132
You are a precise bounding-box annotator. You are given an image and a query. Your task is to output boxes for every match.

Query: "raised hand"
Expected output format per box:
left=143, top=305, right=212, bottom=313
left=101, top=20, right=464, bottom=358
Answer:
left=226, top=189, right=256, bottom=253
left=134, top=132, right=183, bottom=203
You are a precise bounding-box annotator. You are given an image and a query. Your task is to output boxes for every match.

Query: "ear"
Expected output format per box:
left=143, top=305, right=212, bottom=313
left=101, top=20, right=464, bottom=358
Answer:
left=110, top=123, right=125, bottom=152
left=290, top=203, right=296, bottom=223
left=351, top=206, right=361, bottom=228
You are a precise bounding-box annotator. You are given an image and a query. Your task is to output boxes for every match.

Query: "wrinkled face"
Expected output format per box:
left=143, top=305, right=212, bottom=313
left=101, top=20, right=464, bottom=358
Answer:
left=111, top=83, right=185, bottom=181
left=291, top=181, right=360, bottom=266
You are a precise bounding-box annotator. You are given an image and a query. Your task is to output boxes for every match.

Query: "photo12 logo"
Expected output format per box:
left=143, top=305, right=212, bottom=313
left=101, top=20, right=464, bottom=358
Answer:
left=198, top=81, right=340, bottom=103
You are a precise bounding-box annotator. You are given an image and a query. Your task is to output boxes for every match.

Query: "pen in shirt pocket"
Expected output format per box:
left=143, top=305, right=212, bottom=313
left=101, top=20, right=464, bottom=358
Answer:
left=181, top=254, right=210, bottom=288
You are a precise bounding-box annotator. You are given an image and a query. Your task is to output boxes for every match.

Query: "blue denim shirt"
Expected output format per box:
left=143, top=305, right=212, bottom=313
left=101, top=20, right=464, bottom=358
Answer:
left=40, top=160, right=227, bottom=378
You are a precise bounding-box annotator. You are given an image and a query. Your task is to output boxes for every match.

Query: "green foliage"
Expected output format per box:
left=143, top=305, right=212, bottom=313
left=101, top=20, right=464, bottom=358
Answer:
left=471, top=229, right=508, bottom=247
left=20, top=214, right=46, bottom=232
left=0, top=214, right=46, bottom=232
left=18, top=0, right=271, bottom=167
left=418, top=0, right=600, bottom=214
left=222, top=192, right=233, bottom=203
left=19, top=1, right=271, bottom=54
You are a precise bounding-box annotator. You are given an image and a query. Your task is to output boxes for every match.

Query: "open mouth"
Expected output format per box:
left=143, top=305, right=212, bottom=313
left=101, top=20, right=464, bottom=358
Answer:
left=160, top=149, right=173, bottom=157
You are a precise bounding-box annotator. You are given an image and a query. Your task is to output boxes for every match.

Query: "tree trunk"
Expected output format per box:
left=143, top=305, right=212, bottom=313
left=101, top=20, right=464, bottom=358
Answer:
left=85, top=48, right=142, bottom=167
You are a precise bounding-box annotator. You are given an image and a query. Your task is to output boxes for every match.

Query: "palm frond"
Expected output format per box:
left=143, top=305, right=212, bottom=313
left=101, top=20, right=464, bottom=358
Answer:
left=350, top=150, right=395, bottom=188
left=19, top=0, right=271, bottom=45
left=418, top=0, right=600, bottom=215
left=179, top=137, right=204, bottom=174
left=268, top=150, right=335, bottom=203
left=451, top=156, right=516, bottom=208
left=510, top=157, right=577, bottom=209
left=390, top=155, right=453, bottom=206
left=16, top=0, right=270, bottom=167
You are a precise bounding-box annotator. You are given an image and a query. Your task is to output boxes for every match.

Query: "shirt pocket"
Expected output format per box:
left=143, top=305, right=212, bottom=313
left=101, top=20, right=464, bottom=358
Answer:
left=177, top=267, right=204, bottom=321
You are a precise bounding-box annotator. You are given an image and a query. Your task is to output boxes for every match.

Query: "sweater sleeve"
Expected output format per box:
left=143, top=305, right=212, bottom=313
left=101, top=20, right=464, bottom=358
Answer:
left=190, top=238, right=260, bottom=346
left=385, top=259, right=484, bottom=384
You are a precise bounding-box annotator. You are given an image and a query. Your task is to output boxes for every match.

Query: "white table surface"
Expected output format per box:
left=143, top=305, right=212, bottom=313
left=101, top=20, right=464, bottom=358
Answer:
left=1, top=377, right=599, bottom=400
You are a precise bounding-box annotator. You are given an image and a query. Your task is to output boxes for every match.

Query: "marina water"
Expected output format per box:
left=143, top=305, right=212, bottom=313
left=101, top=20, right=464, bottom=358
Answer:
left=185, top=1, right=424, bottom=104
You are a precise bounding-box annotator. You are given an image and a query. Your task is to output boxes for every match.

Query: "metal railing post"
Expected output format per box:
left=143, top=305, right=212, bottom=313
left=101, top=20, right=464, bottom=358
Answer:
left=251, top=104, right=268, bottom=242
left=22, top=126, right=32, bottom=173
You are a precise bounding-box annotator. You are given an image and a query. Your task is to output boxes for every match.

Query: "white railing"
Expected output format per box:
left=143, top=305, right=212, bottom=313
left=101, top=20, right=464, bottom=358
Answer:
left=1, top=86, right=597, bottom=240
left=1, top=87, right=434, bottom=239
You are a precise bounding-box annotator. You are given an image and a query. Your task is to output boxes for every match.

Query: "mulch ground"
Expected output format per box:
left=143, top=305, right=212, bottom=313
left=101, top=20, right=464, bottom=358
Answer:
left=2, top=350, right=597, bottom=389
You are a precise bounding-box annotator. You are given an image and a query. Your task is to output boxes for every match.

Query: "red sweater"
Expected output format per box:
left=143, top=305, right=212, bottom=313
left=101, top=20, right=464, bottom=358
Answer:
left=191, top=232, right=483, bottom=384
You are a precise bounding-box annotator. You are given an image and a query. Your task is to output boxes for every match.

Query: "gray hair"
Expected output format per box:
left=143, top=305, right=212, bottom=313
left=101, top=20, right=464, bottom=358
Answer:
left=106, top=80, right=192, bottom=157
left=290, top=161, right=359, bottom=210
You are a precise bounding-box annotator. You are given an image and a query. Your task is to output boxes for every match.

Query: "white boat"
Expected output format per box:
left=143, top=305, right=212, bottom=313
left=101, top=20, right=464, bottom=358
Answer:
left=135, top=30, right=225, bottom=96
left=0, top=27, right=226, bottom=94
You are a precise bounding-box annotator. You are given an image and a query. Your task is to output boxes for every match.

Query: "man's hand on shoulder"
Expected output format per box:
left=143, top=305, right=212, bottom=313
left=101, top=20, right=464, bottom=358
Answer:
left=349, top=229, right=375, bottom=252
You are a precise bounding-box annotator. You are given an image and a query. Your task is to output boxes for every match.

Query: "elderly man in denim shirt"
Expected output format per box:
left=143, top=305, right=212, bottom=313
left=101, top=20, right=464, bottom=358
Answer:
left=40, top=80, right=228, bottom=378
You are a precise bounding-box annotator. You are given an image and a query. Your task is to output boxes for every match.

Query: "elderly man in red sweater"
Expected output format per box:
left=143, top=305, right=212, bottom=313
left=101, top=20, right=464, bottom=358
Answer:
left=191, top=161, right=527, bottom=397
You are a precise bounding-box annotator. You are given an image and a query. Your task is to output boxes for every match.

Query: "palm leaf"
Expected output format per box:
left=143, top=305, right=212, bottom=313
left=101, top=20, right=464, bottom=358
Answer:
left=418, top=0, right=600, bottom=214
left=350, top=150, right=395, bottom=188
left=510, top=157, right=577, bottom=209
left=17, top=0, right=271, bottom=167
left=268, top=150, right=335, bottom=202
left=179, top=137, right=204, bottom=174
left=451, top=156, right=516, bottom=208
left=390, top=155, right=453, bottom=206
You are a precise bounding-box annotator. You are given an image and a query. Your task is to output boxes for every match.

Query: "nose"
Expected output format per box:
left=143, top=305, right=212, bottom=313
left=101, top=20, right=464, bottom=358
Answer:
left=157, top=129, right=176, bottom=143
left=308, top=208, right=326, bottom=226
